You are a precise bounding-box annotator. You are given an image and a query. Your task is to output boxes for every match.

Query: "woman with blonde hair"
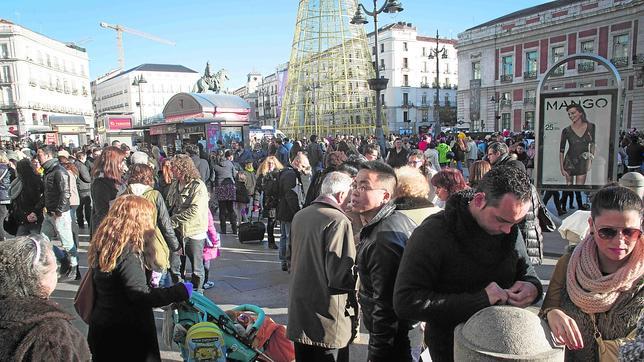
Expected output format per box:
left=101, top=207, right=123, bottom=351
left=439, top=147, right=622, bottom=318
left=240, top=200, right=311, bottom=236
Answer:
left=394, top=166, right=441, bottom=225
left=540, top=186, right=643, bottom=359
left=254, top=155, right=284, bottom=249
left=87, top=195, right=191, bottom=361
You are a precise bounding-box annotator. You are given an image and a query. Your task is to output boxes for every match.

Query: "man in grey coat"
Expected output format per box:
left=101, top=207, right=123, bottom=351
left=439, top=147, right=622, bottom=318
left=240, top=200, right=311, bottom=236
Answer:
left=287, top=172, right=357, bottom=362
left=186, top=144, right=210, bottom=183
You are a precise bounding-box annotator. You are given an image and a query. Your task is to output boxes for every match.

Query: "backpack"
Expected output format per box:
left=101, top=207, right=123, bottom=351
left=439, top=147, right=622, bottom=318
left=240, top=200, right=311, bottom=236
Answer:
left=262, top=170, right=280, bottom=209
left=184, top=321, right=226, bottom=362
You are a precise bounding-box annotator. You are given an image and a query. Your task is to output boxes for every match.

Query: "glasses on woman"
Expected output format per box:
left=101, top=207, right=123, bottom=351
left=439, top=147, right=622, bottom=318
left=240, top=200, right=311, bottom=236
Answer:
left=594, top=226, right=642, bottom=241
left=408, top=160, right=423, bottom=166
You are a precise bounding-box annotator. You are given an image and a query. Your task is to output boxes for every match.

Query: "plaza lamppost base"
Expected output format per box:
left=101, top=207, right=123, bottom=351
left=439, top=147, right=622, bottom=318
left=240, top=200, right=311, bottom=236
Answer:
left=369, top=77, right=389, bottom=155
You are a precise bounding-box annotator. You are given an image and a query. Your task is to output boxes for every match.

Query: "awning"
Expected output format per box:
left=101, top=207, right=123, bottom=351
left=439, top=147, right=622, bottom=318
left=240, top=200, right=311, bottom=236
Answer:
left=49, top=115, right=87, bottom=126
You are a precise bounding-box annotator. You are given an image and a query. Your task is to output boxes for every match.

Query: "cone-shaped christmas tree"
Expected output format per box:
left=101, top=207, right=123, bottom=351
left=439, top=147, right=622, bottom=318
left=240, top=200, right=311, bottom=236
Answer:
left=280, top=0, right=377, bottom=138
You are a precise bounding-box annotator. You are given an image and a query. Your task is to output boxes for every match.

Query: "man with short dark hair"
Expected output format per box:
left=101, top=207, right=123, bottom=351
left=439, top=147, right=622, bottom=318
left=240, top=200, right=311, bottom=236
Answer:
left=385, top=138, right=409, bottom=168
left=362, top=143, right=381, bottom=161
left=486, top=141, right=526, bottom=172
left=74, top=151, right=92, bottom=228
left=306, top=134, right=324, bottom=173
left=351, top=161, right=416, bottom=362
left=393, top=165, right=543, bottom=361
left=37, top=145, right=76, bottom=280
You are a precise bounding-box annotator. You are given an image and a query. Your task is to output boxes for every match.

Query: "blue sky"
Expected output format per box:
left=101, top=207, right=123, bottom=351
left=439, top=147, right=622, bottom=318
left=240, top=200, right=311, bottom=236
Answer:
left=5, top=0, right=546, bottom=88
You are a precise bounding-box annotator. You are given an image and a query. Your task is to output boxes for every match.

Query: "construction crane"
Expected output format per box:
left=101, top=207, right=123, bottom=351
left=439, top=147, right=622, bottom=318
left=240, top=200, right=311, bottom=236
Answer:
left=99, top=22, right=176, bottom=70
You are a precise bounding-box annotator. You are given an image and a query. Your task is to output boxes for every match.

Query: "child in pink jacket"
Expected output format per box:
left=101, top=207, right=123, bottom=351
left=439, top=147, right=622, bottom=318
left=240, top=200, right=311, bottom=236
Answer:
left=203, top=209, right=221, bottom=289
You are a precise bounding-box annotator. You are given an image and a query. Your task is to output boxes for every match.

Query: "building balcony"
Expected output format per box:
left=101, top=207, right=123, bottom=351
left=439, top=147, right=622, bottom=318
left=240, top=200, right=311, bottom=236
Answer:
left=401, top=102, right=414, bottom=108
left=551, top=66, right=565, bottom=77
left=418, top=103, right=430, bottom=109
left=578, top=62, right=595, bottom=73
left=500, top=74, right=513, bottom=83
left=500, top=99, right=512, bottom=108
left=420, top=83, right=430, bottom=88
left=523, top=70, right=537, bottom=80
left=610, top=56, right=629, bottom=68
left=524, top=97, right=536, bottom=106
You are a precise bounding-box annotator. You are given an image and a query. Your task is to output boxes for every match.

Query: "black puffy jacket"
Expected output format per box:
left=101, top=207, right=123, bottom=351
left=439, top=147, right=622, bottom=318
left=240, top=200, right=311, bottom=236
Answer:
left=355, top=202, right=416, bottom=362
left=518, top=185, right=544, bottom=265
left=0, top=163, right=12, bottom=204
left=276, top=167, right=304, bottom=222
left=41, top=159, right=70, bottom=214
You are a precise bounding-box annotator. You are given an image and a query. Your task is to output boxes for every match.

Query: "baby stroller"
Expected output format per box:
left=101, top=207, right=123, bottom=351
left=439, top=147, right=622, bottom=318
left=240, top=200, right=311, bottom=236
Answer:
left=168, top=293, right=274, bottom=362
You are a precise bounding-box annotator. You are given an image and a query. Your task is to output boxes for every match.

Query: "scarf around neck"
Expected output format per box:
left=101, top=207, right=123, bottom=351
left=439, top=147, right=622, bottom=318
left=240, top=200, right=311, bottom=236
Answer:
left=566, top=234, right=644, bottom=314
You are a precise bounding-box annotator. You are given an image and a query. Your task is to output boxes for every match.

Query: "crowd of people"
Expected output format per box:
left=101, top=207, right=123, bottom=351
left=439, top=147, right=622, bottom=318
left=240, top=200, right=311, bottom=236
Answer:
left=0, top=128, right=640, bottom=361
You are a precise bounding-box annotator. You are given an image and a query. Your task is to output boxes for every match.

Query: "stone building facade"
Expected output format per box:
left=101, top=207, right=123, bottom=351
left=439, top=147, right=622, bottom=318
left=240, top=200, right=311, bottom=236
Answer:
left=456, top=0, right=644, bottom=132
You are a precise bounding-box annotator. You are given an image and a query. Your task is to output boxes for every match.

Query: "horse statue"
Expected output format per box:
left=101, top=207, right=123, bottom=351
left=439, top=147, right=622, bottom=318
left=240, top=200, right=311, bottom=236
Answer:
left=193, top=62, right=229, bottom=94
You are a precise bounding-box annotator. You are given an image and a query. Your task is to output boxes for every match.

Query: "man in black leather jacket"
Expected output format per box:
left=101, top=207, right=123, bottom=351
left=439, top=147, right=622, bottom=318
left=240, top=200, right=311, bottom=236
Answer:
left=36, top=145, right=75, bottom=279
left=350, top=161, right=416, bottom=362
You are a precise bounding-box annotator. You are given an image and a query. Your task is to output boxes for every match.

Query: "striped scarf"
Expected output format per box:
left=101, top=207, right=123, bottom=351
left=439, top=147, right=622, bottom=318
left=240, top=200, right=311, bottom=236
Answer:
left=566, top=234, right=644, bottom=314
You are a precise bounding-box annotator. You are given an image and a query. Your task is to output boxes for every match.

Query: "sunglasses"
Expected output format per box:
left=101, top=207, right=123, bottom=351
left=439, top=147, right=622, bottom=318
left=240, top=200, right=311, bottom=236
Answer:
left=594, top=226, right=642, bottom=240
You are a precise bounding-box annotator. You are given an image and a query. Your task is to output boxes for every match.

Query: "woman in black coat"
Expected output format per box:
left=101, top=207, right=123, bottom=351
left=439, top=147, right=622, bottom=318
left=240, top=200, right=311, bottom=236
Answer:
left=13, top=158, right=44, bottom=235
left=87, top=195, right=190, bottom=362
left=90, top=146, right=127, bottom=235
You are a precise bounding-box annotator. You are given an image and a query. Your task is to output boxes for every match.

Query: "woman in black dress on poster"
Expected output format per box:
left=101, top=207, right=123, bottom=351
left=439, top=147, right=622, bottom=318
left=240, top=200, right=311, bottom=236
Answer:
left=559, top=104, right=595, bottom=186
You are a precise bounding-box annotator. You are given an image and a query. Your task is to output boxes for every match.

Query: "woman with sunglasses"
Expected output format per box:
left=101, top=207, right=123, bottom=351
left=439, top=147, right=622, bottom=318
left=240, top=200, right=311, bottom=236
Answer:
left=540, top=186, right=643, bottom=359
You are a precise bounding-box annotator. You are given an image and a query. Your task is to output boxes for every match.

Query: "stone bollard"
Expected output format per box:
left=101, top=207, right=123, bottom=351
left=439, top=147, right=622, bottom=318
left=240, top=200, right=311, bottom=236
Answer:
left=453, top=306, right=564, bottom=361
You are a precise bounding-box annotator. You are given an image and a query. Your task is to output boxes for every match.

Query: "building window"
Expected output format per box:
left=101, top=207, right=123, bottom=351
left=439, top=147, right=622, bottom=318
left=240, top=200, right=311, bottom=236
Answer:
left=501, top=55, right=513, bottom=82
left=551, top=46, right=565, bottom=76
left=579, top=40, right=595, bottom=72
left=1, top=66, right=10, bottom=83
left=403, top=57, right=408, bottom=69
left=472, top=61, right=481, bottom=80
left=380, top=43, right=384, bottom=53
left=403, top=42, right=408, bottom=51
left=525, top=51, right=537, bottom=79
left=402, top=92, right=409, bottom=105
left=381, top=94, right=385, bottom=105
left=423, top=61, right=428, bottom=72
left=580, top=82, right=593, bottom=88
left=422, top=47, right=426, bottom=56
left=403, top=74, right=409, bottom=87
left=380, top=59, right=385, bottom=69
left=0, top=44, right=8, bottom=59
left=444, top=78, right=450, bottom=88
left=422, top=110, right=428, bottom=122
left=372, top=46, right=376, bottom=55
left=403, top=111, right=409, bottom=122
left=524, top=89, right=536, bottom=105
left=421, top=94, right=427, bottom=104
left=524, top=111, right=535, bottom=130
left=501, top=113, right=511, bottom=130
left=611, top=34, right=629, bottom=67
left=46, top=54, right=51, bottom=67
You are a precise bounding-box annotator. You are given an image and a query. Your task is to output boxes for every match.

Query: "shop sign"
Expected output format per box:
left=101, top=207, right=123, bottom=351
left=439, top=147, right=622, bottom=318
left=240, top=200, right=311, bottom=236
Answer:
left=108, top=117, right=132, bottom=130
left=178, top=125, right=204, bottom=134
left=150, top=124, right=177, bottom=136
left=45, top=133, right=58, bottom=145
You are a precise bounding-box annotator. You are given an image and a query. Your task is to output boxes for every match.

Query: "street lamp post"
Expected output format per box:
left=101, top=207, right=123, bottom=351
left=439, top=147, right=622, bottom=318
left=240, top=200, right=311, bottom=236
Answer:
left=305, top=81, right=321, bottom=135
left=351, top=0, right=403, bottom=154
left=131, top=75, right=147, bottom=125
left=427, top=30, right=448, bottom=139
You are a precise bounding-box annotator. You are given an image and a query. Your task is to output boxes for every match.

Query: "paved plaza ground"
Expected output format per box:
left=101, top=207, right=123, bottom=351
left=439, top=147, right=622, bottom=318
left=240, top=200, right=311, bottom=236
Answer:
left=53, top=205, right=570, bottom=361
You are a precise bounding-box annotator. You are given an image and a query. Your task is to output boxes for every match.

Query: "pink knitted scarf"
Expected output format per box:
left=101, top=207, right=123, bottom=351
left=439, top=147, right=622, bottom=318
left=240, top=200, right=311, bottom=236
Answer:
left=566, top=234, right=644, bottom=314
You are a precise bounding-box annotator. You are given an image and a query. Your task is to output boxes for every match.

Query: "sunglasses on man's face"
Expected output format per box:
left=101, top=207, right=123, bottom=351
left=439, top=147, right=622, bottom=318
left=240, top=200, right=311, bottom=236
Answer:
left=594, top=226, right=642, bottom=240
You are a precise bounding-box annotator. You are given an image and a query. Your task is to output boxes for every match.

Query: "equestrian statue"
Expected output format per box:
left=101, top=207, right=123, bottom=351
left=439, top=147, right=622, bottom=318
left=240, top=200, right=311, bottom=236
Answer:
left=193, top=62, right=229, bottom=93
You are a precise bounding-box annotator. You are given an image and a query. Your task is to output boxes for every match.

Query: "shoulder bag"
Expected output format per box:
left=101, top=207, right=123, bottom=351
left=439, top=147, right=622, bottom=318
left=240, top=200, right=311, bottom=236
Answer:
left=74, top=267, right=95, bottom=324
left=590, top=313, right=636, bottom=362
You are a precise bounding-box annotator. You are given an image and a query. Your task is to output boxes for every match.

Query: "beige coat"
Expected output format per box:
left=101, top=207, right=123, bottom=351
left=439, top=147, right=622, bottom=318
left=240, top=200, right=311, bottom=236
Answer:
left=287, top=196, right=357, bottom=348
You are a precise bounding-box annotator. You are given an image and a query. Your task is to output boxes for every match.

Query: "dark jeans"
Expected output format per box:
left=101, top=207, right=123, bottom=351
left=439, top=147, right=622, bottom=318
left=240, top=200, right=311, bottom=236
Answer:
left=0, top=204, right=7, bottom=240
left=542, top=191, right=562, bottom=213
left=561, top=191, right=583, bottom=209
left=267, top=216, right=276, bottom=244
left=182, top=237, right=205, bottom=292
left=218, top=200, right=236, bottom=231
left=294, top=342, right=349, bottom=362
left=77, top=194, right=92, bottom=227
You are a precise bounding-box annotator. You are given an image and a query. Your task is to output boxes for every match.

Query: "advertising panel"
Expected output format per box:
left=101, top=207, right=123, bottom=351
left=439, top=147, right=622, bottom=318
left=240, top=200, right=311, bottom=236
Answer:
left=537, top=90, right=617, bottom=190
left=206, top=123, right=221, bottom=152
left=108, top=117, right=132, bottom=130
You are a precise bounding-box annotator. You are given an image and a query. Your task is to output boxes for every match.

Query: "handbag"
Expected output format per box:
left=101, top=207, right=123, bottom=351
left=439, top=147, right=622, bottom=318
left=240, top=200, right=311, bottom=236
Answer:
left=537, top=199, right=556, bottom=232
left=590, top=314, right=636, bottom=362
left=74, top=267, right=95, bottom=324
left=214, top=178, right=236, bottom=201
